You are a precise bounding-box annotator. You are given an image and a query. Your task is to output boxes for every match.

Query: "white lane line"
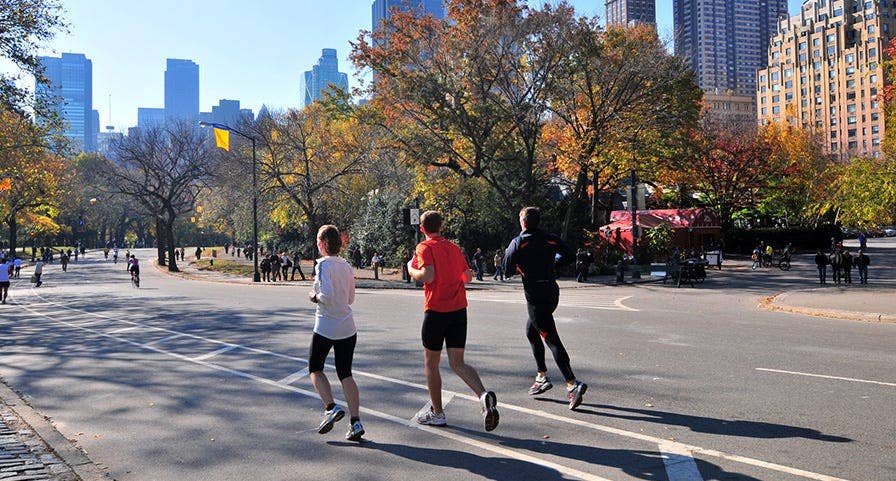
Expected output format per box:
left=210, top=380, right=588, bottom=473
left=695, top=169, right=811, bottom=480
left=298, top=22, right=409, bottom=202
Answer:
left=659, top=442, right=704, bottom=481
left=277, top=368, right=310, bottom=385
left=191, top=345, right=238, bottom=361
left=144, top=334, right=184, bottom=346
left=108, top=326, right=140, bottom=334
left=23, top=294, right=850, bottom=481
left=756, top=368, right=896, bottom=388
left=21, top=305, right=612, bottom=481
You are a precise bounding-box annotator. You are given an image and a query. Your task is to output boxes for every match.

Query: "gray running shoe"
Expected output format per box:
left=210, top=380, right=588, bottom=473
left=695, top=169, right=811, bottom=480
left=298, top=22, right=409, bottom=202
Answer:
left=318, top=405, right=345, bottom=434
left=481, top=391, right=499, bottom=432
left=345, top=420, right=365, bottom=441
left=528, top=377, right=553, bottom=395
left=567, top=381, right=588, bottom=410
left=415, top=408, right=447, bottom=426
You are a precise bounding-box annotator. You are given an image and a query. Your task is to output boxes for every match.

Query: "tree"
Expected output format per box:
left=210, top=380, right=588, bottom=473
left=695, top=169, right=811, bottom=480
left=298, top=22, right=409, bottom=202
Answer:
left=352, top=0, right=564, bottom=213
left=543, top=23, right=703, bottom=237
left=248, top=103, right=377, bottom=256
left=103, top=123, right=215, bottom=271
left=0, top=0, right=67, bottom=118
left=827, top=157, right=896, bottom=227
left=0, top=108, right=66, bottom=254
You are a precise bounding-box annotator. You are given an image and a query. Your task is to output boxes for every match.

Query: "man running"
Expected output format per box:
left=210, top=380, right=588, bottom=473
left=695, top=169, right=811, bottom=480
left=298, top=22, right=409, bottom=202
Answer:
left=503, top=206, right=588, bottom=410
left=407, top=210, right=499, bottom=431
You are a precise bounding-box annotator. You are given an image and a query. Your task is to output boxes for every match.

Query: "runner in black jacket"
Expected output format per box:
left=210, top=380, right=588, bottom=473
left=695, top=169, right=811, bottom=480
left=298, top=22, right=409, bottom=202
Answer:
left=503, top=206, right=588, bottom=410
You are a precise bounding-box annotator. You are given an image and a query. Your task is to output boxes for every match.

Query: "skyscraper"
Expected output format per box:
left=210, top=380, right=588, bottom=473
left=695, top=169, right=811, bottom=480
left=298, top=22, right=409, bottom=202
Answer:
left=137, top=107, right=166, bottom=129
left=372, top=0, right=445, bottom=34
left=300, top=49, right=350, bottom=108
left=164, top=59, right=199, bottom=123
left=35, top=53, right=96, bottom=152
left=757, top=0, right=891, bottom=158
left=605, top=0, right=656, bottom=27
left=674, top=0, right=788, bottom=97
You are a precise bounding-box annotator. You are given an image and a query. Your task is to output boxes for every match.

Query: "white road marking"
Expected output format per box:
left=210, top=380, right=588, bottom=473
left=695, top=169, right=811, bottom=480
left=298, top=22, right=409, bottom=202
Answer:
left=108, top=326, right=140, bottom=334
left=17, top=293, right=852, bottom=481
left=756, top=368, right=896, bottom=388
left=143, top=334, right=184, bottom=346
left=190, top=345, right=238, bottom=361
left=659, top=442, right=704, bottom=481
left=277, top=368, right=310, bottom=385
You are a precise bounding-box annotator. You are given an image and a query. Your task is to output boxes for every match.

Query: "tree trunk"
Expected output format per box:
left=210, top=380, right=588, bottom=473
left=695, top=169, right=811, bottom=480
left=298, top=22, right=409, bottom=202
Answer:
left=165, top=214, right=179, bottom=272
left=156, top=217, right=167, bottom=266
left=7, top=214, right=17, bottom=258
left=561, top=167, right=589, bottom=242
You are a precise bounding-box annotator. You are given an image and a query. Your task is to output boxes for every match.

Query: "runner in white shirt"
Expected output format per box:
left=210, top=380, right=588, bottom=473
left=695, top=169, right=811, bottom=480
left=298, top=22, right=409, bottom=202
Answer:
left=307, top=224, right=364, bottom=442
left=0, top=259, right=11, bottom=304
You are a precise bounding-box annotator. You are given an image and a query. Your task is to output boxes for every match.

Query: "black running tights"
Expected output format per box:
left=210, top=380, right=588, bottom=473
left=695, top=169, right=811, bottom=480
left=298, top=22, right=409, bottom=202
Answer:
left=525, top=291, right=575, bottom=382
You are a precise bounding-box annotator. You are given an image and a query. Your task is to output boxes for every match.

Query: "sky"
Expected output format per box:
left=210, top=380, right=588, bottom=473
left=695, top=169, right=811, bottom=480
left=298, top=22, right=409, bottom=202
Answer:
left=38, top=0, right=805, bottom=132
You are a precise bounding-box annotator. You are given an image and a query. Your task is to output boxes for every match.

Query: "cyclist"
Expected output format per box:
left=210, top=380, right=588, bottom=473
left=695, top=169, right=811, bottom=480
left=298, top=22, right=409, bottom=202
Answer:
left=113, top=247, right=119, bottom=264
left=128, top=255, right=140, bottom=286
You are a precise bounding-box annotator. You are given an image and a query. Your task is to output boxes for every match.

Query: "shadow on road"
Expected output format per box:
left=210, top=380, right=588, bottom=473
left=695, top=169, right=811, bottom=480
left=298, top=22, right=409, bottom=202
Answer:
left=532, top=399, right=851, bottom=443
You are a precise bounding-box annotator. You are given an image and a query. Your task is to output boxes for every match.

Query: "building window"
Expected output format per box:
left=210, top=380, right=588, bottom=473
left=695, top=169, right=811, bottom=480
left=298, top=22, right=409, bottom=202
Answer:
left=846, top=53, right=855, bottom=63
left=831, top=118, right=838, bottom=125
left=813, top=38, right=820, bottom=46
left=772, top=106, right=781, bottom=114
left=846, top=66, right=856, bottom=74
left=761, top=97, right=767, bottom=104
left=799, top=41, right=807, bottom=50
left=831, top=142, right=838, bottom=150
left=831, top=131, right=837, bottom=139
left=849, top=141, right=857, bottom=149
left=827, top=33, right=836, bottom=42
left=869, top=48, right=877, bottom=57
left=848, top=129, right=857, bottom=137
left=848, top=116, right=857, bottom=124
left=868, top=25, right=875, bottom=34
left=772, top=95, right=780, bottom=102
left=846, top=79, right=856, bottom=87
left=761, top=107, right=768, bottom=115
left=785, top=80, right=793, bottom=88
left=873, top=138, right=881, bottom=145
left=847, top=104, right=857, bottom=112
left=870, top=74, right=878, bottom=83
left=872, top=125, right=879, bottom=134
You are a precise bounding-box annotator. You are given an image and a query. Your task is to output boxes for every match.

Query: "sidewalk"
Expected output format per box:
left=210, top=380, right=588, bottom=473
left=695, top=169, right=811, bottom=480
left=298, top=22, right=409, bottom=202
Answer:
left=0, top=380, right=109, bottom=481
left=762, top=285, right=896, bottom=323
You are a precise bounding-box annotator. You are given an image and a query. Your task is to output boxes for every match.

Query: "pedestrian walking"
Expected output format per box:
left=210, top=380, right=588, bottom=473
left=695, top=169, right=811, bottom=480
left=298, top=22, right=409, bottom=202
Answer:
left=406, top=210, right=499, bottom=431
left=0, top=258, right=11, bottom=304
left=32, top=260, right=43, bottom=287
left=829, top=249, right=842, bottom=284
left=503, top=206, right=588, bottom=410
left=280, top=252, right=291, bottom=280
left=371, top=252, right=381, bottom=280
left=60, top=252, right=69, bottom=272
left=575, top=248, right=592, bottom=283
left=842, top=250, right=853, bottom=284
left=856, top=249, right=870, bottom=284
left=751, top=246, right=761, bottom=270
left=308, top=225, right=365, bottom=441
left=473, top=248, right=484, bottom=281
left=195, top=246, right=203, bottom=260
left=814, top=249, right=828, bottom=284
left=271, top=253, right=282, bottom=282
left=260, top=255, right=271, bottom=282
left=291, top=251, right=306, bottom=281
left=492, top=250, right=504, bottom=281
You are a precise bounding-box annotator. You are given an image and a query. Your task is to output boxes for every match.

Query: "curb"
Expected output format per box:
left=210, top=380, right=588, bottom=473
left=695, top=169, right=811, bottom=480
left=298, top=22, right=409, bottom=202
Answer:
left=760, top=292, right=896, bottom=324
left=0, top=380, right=111, bottom=481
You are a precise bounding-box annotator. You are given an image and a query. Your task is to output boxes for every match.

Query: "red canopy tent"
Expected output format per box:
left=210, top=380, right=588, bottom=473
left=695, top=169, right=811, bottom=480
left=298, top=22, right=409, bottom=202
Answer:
left=598, top=208, right=721, bottom=255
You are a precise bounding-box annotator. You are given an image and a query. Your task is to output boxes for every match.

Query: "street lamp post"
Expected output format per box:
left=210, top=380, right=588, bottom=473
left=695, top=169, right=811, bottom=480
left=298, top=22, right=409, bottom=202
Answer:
left=199, top=121, right=261, bottom=282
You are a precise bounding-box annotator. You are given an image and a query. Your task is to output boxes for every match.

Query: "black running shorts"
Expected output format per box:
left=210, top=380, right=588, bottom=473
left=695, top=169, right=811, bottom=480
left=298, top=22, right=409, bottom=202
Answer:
left=421, top=308, right=467, bottom=351
left=308, top=333, right=357, bottom=380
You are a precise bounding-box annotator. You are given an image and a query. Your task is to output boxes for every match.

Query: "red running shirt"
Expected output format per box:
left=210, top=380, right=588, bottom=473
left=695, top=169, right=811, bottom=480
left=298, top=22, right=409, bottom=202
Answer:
left=414, top=237, right=469, bottom=313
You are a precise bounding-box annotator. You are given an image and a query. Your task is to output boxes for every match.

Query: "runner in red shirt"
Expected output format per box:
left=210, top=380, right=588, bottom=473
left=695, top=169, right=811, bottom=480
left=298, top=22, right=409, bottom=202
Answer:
left=407, top=210, right=499, bottom=431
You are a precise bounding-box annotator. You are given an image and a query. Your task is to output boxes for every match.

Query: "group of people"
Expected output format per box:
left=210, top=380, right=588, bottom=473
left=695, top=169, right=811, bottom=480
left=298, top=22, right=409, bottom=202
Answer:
left=259, top=252, right=306, bottom=282
left=750, top=242, right=790, bottom=270
left=0, top=254, right=44, bottom=304
left=308, top=207, right=587, bottom=443
left=815, top=244, right=870, bottom=285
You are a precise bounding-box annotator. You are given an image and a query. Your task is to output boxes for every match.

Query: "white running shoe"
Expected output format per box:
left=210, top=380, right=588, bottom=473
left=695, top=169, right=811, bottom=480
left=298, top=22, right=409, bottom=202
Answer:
left=415, top=408, right=447, bottom=426
left=318, top=405, right=345, bottom=434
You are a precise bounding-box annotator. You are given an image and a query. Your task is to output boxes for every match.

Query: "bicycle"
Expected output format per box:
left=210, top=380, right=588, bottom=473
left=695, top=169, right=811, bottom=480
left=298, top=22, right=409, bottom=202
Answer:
left=130, top=270, right=140, bottom=288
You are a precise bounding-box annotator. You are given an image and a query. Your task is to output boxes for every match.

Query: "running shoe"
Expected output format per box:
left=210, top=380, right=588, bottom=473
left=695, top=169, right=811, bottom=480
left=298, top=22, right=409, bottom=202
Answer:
left=345, top=420, right=365, bottom=441
left=415, top=408, right=447, bottom=426
left=480, top=391, right=499, bottom=432
left=528, top=376, right=553, bottom=395
left=567, top=381, right=588, bottom=410
left=318, top=405, right=345, bottom=434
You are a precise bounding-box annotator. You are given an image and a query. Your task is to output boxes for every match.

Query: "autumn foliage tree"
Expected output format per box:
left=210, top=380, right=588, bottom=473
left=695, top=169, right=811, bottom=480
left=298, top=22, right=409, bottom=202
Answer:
left=0, top=108, right=67, bottom=254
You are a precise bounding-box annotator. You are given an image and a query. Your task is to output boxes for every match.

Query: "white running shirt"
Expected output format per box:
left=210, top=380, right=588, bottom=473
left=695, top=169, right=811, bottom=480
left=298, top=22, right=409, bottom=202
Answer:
left=311, top=256, right=356, bottom=340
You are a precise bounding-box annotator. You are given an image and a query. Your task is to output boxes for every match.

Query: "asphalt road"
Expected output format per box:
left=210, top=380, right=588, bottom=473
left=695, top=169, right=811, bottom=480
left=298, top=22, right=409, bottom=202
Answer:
left=1, top=239, right=894, bottom=481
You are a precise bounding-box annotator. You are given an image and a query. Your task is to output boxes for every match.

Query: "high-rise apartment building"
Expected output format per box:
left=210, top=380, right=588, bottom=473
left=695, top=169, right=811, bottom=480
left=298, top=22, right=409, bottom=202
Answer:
left=372, top=0, right=445, bottom=34
left=164, top=59, right=199, bottom=123
left=674, top=0, right=788, bottom=98
left=605, top=0, right=656, bottom=27
left=35, top=53, right=96, bottom=152
left=300, top=49, right=350, bottom=108
left=757, top=0, right=891, bottom=158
